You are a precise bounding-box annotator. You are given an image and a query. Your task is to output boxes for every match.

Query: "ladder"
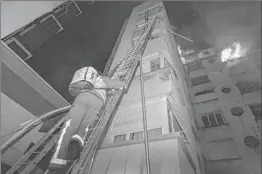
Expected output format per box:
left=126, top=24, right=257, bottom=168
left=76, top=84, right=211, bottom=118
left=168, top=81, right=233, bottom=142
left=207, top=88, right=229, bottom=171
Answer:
left=2, top=17, right=157, bottom=174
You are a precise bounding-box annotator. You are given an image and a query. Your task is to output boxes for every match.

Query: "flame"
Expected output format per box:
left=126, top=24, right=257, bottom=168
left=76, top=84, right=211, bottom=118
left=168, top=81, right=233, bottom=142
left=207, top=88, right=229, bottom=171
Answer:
left=220, top=42, right=243, bottom=62
left=177, top=45, right=186, bottom=63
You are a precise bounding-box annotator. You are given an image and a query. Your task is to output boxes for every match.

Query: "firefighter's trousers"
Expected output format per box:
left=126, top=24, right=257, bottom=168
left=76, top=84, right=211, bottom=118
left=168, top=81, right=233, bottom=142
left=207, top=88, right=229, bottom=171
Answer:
left=49, top=92, right=103, bottom=168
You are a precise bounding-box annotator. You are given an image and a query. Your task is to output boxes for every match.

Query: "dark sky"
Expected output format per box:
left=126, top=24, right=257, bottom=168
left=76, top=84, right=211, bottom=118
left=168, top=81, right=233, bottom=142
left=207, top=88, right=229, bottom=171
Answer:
left=26, top=1, right=261, bottom=103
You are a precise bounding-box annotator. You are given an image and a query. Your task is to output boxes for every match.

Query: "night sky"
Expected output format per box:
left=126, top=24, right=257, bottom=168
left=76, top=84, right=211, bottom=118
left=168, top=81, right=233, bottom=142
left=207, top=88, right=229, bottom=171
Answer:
left=26, top=1, right=261, bottom=103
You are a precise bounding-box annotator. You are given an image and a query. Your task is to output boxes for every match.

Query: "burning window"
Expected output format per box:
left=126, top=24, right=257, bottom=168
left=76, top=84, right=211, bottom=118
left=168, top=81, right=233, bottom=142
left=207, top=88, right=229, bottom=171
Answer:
left=220, top=42, right=243, bottom=62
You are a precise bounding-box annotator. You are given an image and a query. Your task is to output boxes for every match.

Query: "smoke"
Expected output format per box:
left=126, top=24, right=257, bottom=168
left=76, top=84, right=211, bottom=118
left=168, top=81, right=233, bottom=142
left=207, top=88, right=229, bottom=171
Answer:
left=178, top=1, right=261, bottom=53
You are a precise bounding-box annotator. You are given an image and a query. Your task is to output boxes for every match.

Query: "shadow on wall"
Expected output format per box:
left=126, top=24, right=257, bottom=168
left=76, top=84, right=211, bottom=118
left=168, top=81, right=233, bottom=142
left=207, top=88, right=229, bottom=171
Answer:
left=206, top=160, right=250, bottom=174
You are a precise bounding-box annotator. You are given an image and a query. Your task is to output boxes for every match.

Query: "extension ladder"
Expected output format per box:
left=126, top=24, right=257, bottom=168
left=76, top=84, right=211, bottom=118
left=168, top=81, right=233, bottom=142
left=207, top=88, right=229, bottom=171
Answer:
left=1, top=16, right=157, bottom=174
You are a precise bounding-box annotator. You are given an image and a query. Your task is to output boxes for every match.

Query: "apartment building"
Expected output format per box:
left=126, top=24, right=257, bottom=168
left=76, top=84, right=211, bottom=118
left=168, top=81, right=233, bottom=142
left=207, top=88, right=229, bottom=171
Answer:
left=89, top=2, right=204, bottom=174
left=183, top=47, right=261, bottom=174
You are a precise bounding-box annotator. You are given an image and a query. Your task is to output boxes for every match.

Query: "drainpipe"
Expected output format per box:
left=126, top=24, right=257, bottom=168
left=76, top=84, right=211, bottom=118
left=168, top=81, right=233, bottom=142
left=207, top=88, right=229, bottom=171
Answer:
left=139, top=48, right=151, bottom=174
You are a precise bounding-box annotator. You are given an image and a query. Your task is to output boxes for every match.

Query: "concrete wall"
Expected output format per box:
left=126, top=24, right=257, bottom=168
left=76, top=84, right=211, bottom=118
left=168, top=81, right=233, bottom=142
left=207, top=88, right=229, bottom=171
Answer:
left=94, top=1, right=204, bottom=174
left=178, top=142, right=196, bottom=174
left=1, top=93, right=45, bottom=166
left=185, top=50, right=261, bottom=174
left=103, top=97, right=168, bottom=144
left=92, top=138, right=181, bottom=174
left=1, top=1, right=64, bottom=38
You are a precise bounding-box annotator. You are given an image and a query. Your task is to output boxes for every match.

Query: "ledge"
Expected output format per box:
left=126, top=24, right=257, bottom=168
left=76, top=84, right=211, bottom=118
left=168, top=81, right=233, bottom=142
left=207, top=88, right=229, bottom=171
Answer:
left=99, top=132, right=181, bottom=149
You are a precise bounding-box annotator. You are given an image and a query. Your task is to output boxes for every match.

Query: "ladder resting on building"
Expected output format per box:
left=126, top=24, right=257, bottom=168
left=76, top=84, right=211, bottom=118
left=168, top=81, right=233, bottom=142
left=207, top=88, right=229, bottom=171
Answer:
left=1, top=17, right=157, bottom=174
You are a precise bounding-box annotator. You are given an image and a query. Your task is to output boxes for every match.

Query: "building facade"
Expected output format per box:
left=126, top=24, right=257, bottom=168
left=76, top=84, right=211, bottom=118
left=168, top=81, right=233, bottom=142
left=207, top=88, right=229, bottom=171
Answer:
left=1, top=41, right=70, bottom=173
left=90, top=2, right=204, bottom=174
left=183, top=47, right=261, bottom=174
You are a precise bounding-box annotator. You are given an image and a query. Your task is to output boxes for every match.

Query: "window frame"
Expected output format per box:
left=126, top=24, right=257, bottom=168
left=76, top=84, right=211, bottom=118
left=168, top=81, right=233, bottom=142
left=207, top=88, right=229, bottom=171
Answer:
left=167, top=100, right=187, bottom=140
left=236, top=81, right=261, bottom=94
left=191, top=75, right=210, bottom=86
left=249, top=103, right=261, bottom=121
left=39, top=14, right=63, bottom=33
left=201, top=111, right=227, bottom=128
left=150, top=57, right=161, bottom=72
left=5, top=37, right=33, bottom=61
left=186, top=60, right=204, bottom=72
left=195, top=89, right=214, bottom=96
left=129, top=131, right=143, bottom=140
left=138, top=5, right=163, bottom=19
left=113, top=134, right=127, bottom=143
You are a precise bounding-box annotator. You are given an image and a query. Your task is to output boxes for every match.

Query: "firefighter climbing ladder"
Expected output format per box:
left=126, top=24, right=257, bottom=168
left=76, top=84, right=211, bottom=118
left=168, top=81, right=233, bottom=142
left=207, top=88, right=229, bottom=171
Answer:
left=1, top=17, right=157, bottom=174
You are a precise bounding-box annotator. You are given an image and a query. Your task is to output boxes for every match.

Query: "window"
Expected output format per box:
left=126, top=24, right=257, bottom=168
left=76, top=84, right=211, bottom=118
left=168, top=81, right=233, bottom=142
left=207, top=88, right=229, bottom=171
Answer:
left=150, top=32, right=160, bottom=40
left=187, top=60, right=203, bottom=72
left=249, top=104, right=261, bottom=121
left=133, top=27, right=146, bottom=38
left=130, top=131, right=143, bottom=140
left=5, top=38, right=32, bottom=61
left=207, top=139, right=240, bottom=160
left=167, top=105, right=183, bottom=132
left=195, top=89, right=214, bottom=96
left=236, top=81, right=261, bottom=94
left=150, top=58, right=161, bottom=71
left=244, top=136, right=260, bottom=148
left=221, top=87, right=232, bottom=93
left=191, top=75, right=210, bottom=86
left=113, top=134, right=126, bottom=143
left=202, top=111, right=226, bottom=128
left=136, top=19, right=152, bottom=30
left=138, top=6, right=163, bottom=19
left=148, top=128, right=162, bottom=138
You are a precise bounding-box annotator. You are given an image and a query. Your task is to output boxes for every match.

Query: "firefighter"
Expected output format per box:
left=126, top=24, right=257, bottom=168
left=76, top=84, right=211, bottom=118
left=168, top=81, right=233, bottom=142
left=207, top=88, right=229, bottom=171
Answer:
left=48, top=67, right=126, bottom=171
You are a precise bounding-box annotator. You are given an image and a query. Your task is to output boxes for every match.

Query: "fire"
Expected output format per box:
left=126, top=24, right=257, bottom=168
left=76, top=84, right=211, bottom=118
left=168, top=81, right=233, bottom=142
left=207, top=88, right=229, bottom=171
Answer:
left=177, top=45, right=186, bottom=64
left=220, top=42, right=243, bottom=62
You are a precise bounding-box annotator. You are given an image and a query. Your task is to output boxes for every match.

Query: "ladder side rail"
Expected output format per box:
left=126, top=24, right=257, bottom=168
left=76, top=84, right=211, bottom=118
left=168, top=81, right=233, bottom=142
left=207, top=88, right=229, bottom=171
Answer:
left=107, top=25, right=148, bottom=78
left=19, top=133, right=61, bottom=174
left=6, top=117, right=68, bottom=174
left=71, top=17, right=157, bottom=174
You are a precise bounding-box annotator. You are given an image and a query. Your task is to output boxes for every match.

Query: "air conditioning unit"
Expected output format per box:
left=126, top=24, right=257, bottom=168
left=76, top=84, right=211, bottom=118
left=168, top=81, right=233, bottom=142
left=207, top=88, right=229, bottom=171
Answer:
left=198, top=48, right=216, bottom=59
